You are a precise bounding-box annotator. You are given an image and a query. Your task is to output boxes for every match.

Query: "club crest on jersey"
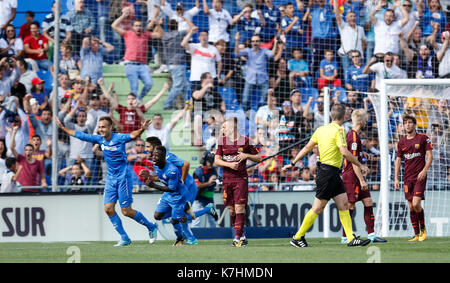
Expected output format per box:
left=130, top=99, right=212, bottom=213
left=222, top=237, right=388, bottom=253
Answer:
left=415, top=144, right=420, bottom=149
left=110, top=141, right=114, bottom=146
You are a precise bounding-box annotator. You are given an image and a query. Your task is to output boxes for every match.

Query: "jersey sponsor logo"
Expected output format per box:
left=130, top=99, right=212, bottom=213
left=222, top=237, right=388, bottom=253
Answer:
left=101, top=144, right=118, bottom=151
left=415, top=144, right=420, bottom=149
left=223, top=155, right=238, bottom=162
left=404, top=152, right=421, bottom=160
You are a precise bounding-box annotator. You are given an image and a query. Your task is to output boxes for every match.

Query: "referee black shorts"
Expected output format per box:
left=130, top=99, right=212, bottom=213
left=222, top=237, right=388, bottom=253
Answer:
left=315, top=162, right=346, bottom=201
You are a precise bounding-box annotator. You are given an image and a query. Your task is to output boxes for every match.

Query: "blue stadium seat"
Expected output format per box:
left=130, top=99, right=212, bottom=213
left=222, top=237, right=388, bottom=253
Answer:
left=331, top=86, right=347, bottom=103
left=218, top=87, right=243, bottom=111
left=36, top=70, right=53, bottom=92
left=299, top=87, right=318, bottom=109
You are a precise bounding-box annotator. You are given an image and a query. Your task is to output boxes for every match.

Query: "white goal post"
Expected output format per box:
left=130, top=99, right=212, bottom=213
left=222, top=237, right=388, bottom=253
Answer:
left=373, top=79, right=450, bottom=238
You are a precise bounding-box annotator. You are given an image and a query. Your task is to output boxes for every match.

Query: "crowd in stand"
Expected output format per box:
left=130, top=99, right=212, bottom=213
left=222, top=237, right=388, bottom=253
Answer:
left=0, top=0, right=449, bottom=193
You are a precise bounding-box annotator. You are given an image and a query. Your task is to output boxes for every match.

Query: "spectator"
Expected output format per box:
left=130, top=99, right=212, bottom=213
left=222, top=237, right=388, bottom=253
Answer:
left=418, top=0, right=447, bottom=39
left=85, top=82, right=109, bottom=130
left=261, top=171, right=278, bottom=191
left=343, top=89, right=364, bottom=110
left=0, top=24, right=24, bottom=58
left=232, top=3, right=264, bottom=45
left=235, top=33, right=282, bottom=110
left=58, top=158, right=91, bottom=190
left=0, top=55, right=19, bottom=97
left=258, top=0, right=282, bottom=43
left=278, top=100, right=303, bottom=156
left=79, top=36, right=114, bottom=83
left=0, top=99, right=29, bottom=155
left=49, top=73, right=71, bottom=105
left=10, top=79, right=26, bottom=110
left=161, top=0, right=201, bottom=32
left=281, top=2, right=306, bottom=55
left=23, top=21, right=52, bottom=71
left=192, top=72, right=225, bottom=146
left=126, top=137, right=147, bottom=187
left=292, top=167, right=315, bottom=191
left=182, top=29, right=222, bottom=92
left=42, top=1, right=73, bottom=60
left=333, top=0, right=366, bottom=79
left=0, top=157, right=22, bottom=193
left=66, top=0, right=95, bottom=56
left=109, top=0, right=135, bottom=64
left=9, top=127, right=46, bottom=192
left=436, top=28, right=450, bottom=77
left=192, top=150, right=218, bottom=228
left=161, top=19, right=192, bottom=110
left=0, top=139, right=6, bottom=182
left=269, top=56, right=290, bottom=103
left=202, top=0, right=233, bottom=44
left=308, top=144, right=319, bottom=175
left=255, top=93, right=279, bottom=132
left=0, top=0, right=16, bottom=37
left=30, top=77, right=49, bottom=114
left=289, top=88, right=303, bottom=114
left=111, top=9, right=163, bottom=101
left=369, top=2, right=408, bottom=56
left=399, top=32, right=439, bottom=78
left=400, top=0, right=420, bottom=39
left=288, top=48, right=310, bottom=89
left=18, top=10, right=33, bottom=41
left=405, top=21, right=427, bottom=55
left=363, top=52, right=407, bottom=90
left=318, top=49, right=342, bottom=90
left=345, top=50, right=373, bottom=93
left=17, top=57, right=36, bottom=93
left=145, top=106, right=188, bottom=150
left=303, top=94, right=325, bottom=130
left=215, top=39, right=238, bottom=89
left=50, top=41, right=80, bottom=79
left=306, top=0, right=337, bottom=74
left=96, top=0, right=111, bottom=43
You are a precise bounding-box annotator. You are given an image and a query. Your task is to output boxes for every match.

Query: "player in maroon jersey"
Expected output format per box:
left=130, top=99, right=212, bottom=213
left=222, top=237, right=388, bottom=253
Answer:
left=341, top=110, right=387, bottom=243
left=214, top=117, right=261, bottom=247
left=394, top=115, right=433, bottom=242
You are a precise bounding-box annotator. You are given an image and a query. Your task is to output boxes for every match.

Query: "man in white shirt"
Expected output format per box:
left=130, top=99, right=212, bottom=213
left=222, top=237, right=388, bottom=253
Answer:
left=0, top=157, right=22, bottom=193
left=437, top=31, right=450, bottom=78
left=202, top=0, right=233, bottom=43
left=162, top=0, right=201, bottom=32
left=370, top=1, right=409, bottom=55
left=363, top=52, right=407, bottom=90
left=145, top=106, right=187, bottom=150
left=0, top=0, right=17, bottom=36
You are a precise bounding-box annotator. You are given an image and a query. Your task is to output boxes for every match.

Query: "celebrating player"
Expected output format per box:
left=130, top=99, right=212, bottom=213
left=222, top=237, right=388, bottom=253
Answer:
left=214, top=117, right=261, bottom=247
left=394, top=115, right=433, bottom=242
left=282, top=104, right=371, bottom=247
left=55, top=116, right=158, bottom=246
left=341, top=109, right=387, bottom=243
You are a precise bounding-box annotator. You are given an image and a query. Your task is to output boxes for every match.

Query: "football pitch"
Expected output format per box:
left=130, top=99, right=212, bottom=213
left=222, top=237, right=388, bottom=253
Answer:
left=1, top=237, right=450, bottom=263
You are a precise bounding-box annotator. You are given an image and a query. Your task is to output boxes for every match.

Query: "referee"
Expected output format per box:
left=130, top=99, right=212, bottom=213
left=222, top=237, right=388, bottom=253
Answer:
left=281, top=104, right=371, bottom=247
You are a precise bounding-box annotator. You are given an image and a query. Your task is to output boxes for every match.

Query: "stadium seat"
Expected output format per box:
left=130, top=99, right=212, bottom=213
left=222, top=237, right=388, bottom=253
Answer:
left=299, top=87, right=319, bottom=109
left=218, top=87, right=243, bottom=111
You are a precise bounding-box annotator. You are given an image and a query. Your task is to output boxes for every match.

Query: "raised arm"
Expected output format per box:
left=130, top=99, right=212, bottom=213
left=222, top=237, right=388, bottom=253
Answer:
left=398, top=31, right=414, bottom=61
left=333, top=0, right=342, bottom=27
left=203, top=0, right=210, bottom=15
left=55, top=116, right=76, bottom=137
left=111, top=11, right=129, bottom=37
left=97, top=78, right=119, bottom=110
left=130, top=118, right=152, bottom=140
left=437, top=33, right=450, bottom=62
left=169, top=105, right=188, bottom=130
left=181, top=27, right=197, bottom=51
left=144, top=82, right=169, bottom=111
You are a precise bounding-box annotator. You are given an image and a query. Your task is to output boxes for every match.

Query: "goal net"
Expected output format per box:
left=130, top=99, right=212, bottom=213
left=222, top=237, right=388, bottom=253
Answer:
left=368, top=79, right=450, bottom=238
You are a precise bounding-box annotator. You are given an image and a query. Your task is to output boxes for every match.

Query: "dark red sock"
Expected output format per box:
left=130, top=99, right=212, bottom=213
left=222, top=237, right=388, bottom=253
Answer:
left=234, top=213, right=245, bottom=238
left=342, top=209, right=354, bottom=237
left=417, top=209, right=425, bottom=230
left=364, top=206, right=375, bottom=234
left=410, top=210, right=420, bottom=235
left=230, top=213, right=236, bottom=229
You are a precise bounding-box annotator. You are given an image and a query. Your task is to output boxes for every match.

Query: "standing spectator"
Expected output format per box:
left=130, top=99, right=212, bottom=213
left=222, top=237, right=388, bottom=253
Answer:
left=0, top=56, right=19, bottom=97
left=255, top=93, right=279, bottom=132
left=181, top=29, right=222, bottom=91
left=42, top=1, right=73, bottom=60
left=49, top=73, right=71, bottom=105
left=17, top=57, right=36, bottom=93
left=0, top=0, right=16, bottom=37
left=18, top=11, right=34, bottom=41
left=363, top=52, right=407, bottom=90
left=399, top=32, right=439, bottom=78
left=145, top=107, right=188, bottom=150
left=258, top=0, right=282, bottom=43
left=79, top=36, right=114, bottom=83
left=50, top=41, right=80, bottom=78
left=333, top=0, right=366, bottom=79
left=369, top=1, right=409, bottom=56
left=202, top=0, right=233, bottom=44
left=345, top=50, right=373, bottom=93
left=0, top=139, right=7, bottom=184
left=234, top=33, right=282, bottom=110
left=161, top=19, right=192, bottom=110
left=24, top=93, right=53, bottom=153
left=161, top=0, right=201, bottom=32
left=215, top=39, right=237, bottom=89
left=436, top=27, right=450, bottom=77
left=418, top=0, right=447, bottom=39
left=66, top=0, right=95, bottom=56
left=232, top=3, right=264, bottom=45
left=9, top=127, right=47, bottom=192
left=97, top=0, right=110, bottom=43
left=109, top=0, right=134, bottom=64
left=278, top=100, right=303, bottom=157
left=0, top=157, right=22, bottom=193
left=317, top=49, right=342, bottom=90
left=111, top=9, right=163, bottom=102
left=0, top=101, right=29, bottom=156
left=192, top=151, right=218, bottom=228
left=0, top=24, right=24, bottom=58
left=281, top=2, right=306, bottom=56
left=23, top=21, right=51, bottom=71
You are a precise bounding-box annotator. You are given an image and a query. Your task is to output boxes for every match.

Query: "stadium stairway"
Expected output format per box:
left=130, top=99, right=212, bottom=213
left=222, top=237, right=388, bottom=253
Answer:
left=103, top=64, right=203, bottom=174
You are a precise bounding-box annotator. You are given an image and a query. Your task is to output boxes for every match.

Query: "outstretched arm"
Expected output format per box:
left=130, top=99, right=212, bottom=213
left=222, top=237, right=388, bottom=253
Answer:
left=144, top=82, right=169, bottom=111
left=130, top=118, right=152, bottom=140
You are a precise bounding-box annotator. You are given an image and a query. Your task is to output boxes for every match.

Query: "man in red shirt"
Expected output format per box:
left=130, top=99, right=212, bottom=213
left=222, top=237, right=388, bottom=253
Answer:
left=111, top=9, right=163, bottom=102
left=395, top=114, right=433, bottom=242
left=18, top=11, right=34, bottom=40
left=214, top=117, right=261, bottom=247
left=23, top=21, right=51, bottom=71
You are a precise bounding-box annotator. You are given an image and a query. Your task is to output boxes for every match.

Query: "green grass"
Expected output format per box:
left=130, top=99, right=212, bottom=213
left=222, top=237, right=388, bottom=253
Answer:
left=1, top=237, right=450, bottom=263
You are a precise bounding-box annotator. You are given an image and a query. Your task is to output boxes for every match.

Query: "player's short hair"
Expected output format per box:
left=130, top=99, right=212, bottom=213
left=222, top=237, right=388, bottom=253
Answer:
left=146, top=136, right=162, bottom=147
left=403, top=114, right=417, bottom=125
left=5, top=157, right=17, bottom=170
left=154, top=145, right=166, bottom=156
left=351, top=109, right=368, bottom=125
left=99, top=116, right=113, bottom=126
left=330, top=104, right=346, bottom=121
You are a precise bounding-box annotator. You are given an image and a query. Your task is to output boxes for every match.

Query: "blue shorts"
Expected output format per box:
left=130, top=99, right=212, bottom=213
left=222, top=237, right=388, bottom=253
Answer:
left=104, top=173, right=133, bottom=208
left=185, top=179, right=198, bottom=204
left=155, top=194, right=185, bottom=222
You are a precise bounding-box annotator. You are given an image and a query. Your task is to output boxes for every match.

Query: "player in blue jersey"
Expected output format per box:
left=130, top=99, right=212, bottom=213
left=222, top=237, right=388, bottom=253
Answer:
left=143, top=136, right=218, bottom=245
left=55, top=116, right=158, bottom=247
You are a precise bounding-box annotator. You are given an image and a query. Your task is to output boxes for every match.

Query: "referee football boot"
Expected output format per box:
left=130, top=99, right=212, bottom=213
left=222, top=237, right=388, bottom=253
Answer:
left=149, top=223, right=158, bottom=244
left=290, top=236, right=308, bottom=248
left=419, top=228, right=427, bottom=242
left=206, top=203, right=219, bottom=221
left=114, top=239, right=132, bottom=247
left=347, top=235, right=371, bottom=247
left=185, top=202, right=196, bottom=220
left=173, top=237, right=185, bottom=246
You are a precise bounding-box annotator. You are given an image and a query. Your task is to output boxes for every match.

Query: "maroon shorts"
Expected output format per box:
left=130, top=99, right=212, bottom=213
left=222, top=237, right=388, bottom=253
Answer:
left=223, top=178, right=248, bottom=207
left=404, top=178, right=427, bottom=201
left=343, top=175, right=371, bottom=203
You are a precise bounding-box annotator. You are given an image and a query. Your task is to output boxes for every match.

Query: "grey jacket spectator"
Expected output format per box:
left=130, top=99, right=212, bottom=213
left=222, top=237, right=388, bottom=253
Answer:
left=0, top=57, right=20, bottom=97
